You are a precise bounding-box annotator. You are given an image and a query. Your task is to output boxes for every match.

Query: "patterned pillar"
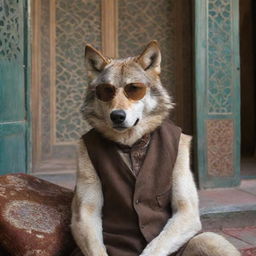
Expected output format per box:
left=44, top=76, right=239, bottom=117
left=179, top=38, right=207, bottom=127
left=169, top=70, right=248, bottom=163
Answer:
left=195, top=0, right=240, bottom=188
left=0, top=0, right=31, bottom=175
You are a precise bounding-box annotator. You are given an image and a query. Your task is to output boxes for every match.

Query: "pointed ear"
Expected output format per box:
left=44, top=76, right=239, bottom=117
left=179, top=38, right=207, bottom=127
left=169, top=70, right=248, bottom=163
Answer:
left=136, top=40, right=161, bottom=74
left=85, top=44, right=109, bottom=79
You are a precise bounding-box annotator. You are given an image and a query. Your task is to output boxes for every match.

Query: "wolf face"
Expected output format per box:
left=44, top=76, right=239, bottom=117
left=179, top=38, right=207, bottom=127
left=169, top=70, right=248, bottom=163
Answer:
left=81, top=41, right=173, bottom=146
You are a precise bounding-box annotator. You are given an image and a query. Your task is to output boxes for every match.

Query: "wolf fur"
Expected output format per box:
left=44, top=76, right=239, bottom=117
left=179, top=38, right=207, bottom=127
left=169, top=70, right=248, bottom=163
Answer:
left=71, top=41, right=240, bottom=256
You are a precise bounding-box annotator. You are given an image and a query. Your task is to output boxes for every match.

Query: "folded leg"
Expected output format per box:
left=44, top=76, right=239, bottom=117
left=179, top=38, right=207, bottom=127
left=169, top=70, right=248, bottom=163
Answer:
left=181, top=232, right=240, bottom=256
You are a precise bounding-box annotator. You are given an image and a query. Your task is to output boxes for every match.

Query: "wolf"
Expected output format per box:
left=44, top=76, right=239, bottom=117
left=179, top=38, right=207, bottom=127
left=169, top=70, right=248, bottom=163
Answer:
left=71, top=41, right=240, bottom=256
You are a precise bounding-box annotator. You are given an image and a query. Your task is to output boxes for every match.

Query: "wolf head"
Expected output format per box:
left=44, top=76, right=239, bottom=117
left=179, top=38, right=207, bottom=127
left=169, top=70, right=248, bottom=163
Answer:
left=81, top=41, right=173, bottom=146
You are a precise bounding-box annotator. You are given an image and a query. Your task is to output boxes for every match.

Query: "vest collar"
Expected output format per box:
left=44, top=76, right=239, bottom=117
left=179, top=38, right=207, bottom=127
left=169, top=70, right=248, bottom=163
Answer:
left=116, top=133, right=151, bottom=153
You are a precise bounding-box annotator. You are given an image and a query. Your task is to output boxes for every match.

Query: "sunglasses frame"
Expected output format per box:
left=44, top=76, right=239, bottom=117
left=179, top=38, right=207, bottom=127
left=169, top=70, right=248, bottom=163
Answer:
left=95, top=83, right=148, bottom=102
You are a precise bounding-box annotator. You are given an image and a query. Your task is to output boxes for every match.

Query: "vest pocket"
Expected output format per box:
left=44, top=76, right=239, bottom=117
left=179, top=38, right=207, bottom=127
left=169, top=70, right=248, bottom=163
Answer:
left=156, top=189, right=171, bottom=209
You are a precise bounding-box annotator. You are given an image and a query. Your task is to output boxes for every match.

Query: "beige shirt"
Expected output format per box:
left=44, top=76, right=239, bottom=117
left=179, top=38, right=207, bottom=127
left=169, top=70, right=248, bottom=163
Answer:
left=116, top=134, right=151, bottom=176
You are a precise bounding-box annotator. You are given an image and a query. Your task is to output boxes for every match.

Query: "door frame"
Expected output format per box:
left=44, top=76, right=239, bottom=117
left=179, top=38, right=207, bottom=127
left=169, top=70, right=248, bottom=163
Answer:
left=25, top=0, right=32, bottom=173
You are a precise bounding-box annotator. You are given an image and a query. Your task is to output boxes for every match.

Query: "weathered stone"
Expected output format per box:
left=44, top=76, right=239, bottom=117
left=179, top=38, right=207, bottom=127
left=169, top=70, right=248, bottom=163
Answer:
left=0, top=173, right=76, bottom=256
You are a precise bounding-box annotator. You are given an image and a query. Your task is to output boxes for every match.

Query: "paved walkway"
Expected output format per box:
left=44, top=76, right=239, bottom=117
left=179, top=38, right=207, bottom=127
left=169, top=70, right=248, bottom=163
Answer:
left=199, top=179, right=256, bottom=255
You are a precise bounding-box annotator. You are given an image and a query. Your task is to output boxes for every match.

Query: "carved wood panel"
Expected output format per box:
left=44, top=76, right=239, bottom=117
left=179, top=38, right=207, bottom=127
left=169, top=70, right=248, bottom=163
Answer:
left=55, top=0, right=101, bottom=143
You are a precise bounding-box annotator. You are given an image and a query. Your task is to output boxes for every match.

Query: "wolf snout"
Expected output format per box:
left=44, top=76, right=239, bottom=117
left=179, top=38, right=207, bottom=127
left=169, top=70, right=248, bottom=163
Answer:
left=110, top=110, right=126, bottom=124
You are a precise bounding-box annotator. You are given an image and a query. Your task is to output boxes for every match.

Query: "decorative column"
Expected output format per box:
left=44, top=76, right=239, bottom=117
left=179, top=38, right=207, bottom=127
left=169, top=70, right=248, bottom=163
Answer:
left=0, top=0, right=30, bottom=174
left=195, top=0, right=240, bottom=188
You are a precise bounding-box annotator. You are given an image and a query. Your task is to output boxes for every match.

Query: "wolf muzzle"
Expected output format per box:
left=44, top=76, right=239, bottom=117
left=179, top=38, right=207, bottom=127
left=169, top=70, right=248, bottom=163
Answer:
left=110, top=110, right=126, bottom=125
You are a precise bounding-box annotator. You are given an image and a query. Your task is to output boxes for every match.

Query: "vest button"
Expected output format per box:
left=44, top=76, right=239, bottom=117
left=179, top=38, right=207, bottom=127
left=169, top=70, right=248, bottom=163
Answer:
left=135, top=199, right=139, bottom=204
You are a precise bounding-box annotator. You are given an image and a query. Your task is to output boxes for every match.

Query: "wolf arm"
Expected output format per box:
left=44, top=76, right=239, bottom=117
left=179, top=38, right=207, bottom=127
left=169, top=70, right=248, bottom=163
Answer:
left=140, top=134, right=202, bottom=256
left=71, top=139, right=108, bottom=256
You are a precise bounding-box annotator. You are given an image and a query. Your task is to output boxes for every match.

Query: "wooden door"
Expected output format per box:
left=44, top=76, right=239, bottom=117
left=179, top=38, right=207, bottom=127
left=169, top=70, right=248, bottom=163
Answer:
left=0, top=0, right=30, bottom=175
left=32, top=0, right=193, bottom=175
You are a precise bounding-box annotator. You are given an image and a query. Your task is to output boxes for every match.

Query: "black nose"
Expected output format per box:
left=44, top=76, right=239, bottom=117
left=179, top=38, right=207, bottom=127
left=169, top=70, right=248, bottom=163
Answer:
left=110, top=110, right=126, bottom=124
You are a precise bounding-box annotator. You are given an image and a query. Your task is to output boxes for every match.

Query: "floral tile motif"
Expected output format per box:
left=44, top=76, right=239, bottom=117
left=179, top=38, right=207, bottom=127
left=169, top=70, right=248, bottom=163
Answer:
left=0, top=0, right=22, bottom=62
left=207, top=0, right=233, bottom=114
left=207, top=119, right=234, bottom=176
left=118, top=0, right=176, bottom=93
left=56, top=0, right=101, bottom=142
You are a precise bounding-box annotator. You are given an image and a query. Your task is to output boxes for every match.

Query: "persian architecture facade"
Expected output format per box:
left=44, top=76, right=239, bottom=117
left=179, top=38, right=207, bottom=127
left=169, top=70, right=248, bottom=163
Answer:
left=0, top=0, right=255, bottom=189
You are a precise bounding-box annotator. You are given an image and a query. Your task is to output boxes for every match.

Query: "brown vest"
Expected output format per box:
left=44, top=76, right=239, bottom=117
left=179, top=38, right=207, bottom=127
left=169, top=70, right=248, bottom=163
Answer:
left=83, top=120, right=181, bottom=256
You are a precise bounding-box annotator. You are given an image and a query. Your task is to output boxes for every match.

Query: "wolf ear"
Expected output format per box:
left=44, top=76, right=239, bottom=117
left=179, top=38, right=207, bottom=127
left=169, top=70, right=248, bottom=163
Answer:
left=85, top=44, right=109, bottom=79
left=136, top=40, right=161, bottom=74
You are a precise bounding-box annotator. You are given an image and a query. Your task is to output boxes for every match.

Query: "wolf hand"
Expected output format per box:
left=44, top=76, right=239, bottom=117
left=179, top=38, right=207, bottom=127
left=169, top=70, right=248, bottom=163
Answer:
left=139, top=236, right=163, bottom=256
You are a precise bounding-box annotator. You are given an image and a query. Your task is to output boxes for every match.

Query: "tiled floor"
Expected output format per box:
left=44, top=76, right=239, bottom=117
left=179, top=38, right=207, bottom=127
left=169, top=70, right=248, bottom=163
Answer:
left=199, top=179, right=256, bottom=255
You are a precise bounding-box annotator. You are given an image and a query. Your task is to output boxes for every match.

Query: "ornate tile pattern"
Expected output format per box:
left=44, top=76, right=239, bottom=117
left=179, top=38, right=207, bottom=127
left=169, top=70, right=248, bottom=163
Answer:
left=40, top=0, right=51, bottom=156
left=118, top=0, right=176, bottom=93
left=207, top=0, right=233, bottom=114
left=207, top=119, right=234, bottom=177
left=0, top=0, right=23, bottom=62
left=56, top=0, right=101, bottom=142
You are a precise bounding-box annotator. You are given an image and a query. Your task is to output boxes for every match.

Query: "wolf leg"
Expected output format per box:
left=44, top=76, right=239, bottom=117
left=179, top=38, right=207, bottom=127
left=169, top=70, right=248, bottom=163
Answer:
left=181, top=232, right=241, bottom=256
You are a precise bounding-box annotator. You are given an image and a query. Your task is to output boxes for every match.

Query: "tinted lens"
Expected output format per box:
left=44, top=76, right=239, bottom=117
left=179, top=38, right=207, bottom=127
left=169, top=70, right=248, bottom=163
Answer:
left=124, top=83, right=147, bottom=101
left=96, top=84, right=116, bottom=102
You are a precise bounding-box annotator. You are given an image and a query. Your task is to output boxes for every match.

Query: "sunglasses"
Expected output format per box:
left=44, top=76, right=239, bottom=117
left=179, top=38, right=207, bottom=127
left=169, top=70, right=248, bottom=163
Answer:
left=95, top=83, right=147, bottom=102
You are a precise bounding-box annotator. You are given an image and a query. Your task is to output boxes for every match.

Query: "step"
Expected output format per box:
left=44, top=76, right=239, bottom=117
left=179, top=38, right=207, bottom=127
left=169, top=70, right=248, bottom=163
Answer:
left=35, top=173, right=256, bottom=230
left=199, top=179, right=256, bottom=230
